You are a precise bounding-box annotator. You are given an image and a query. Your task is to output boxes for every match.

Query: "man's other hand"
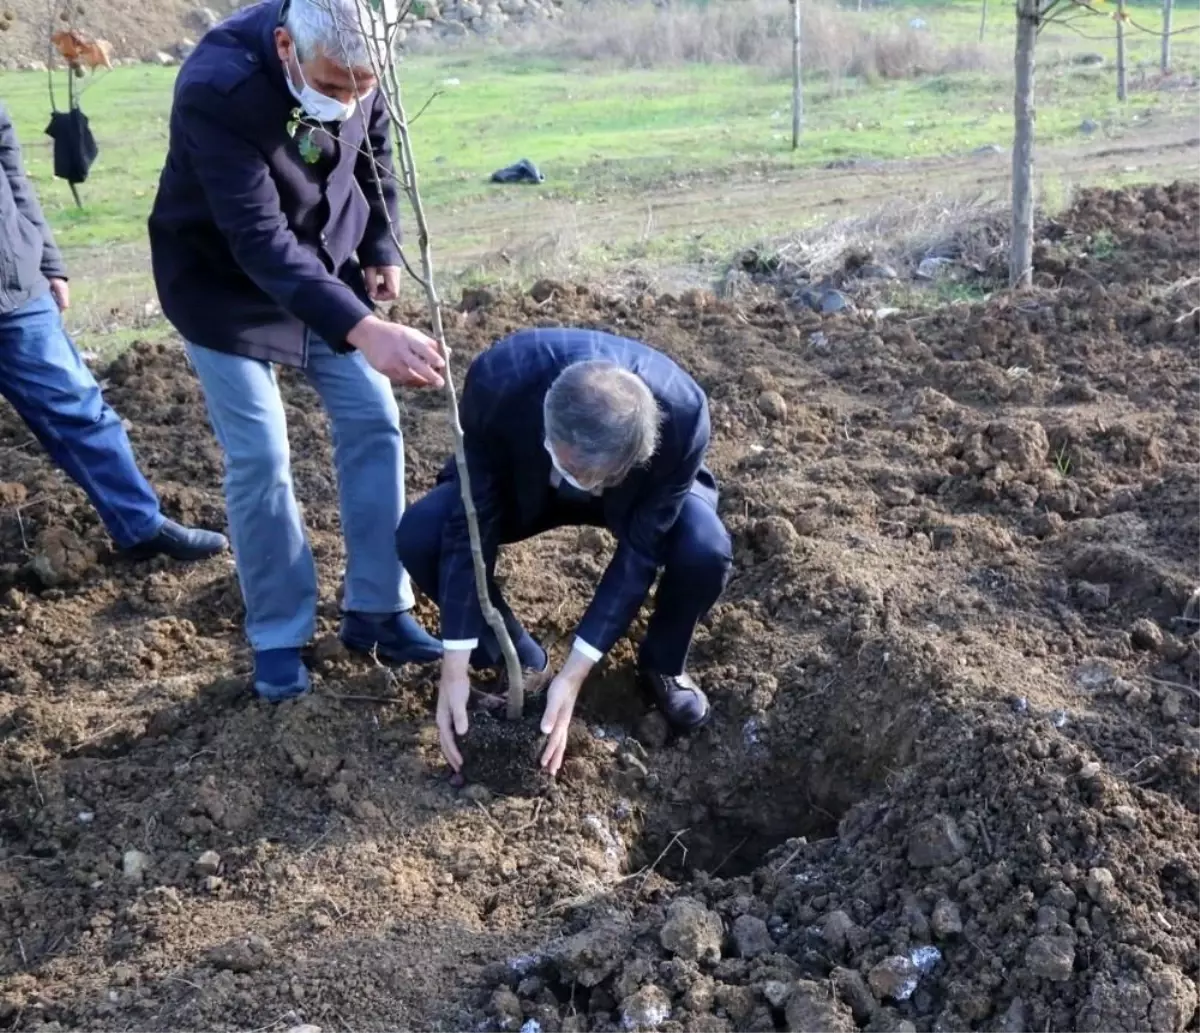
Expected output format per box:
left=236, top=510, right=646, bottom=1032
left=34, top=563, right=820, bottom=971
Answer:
left=436, top=670, right=471, bottom=772
left=364, top=265, right=401, bottom=303
left=348, top=315, right=445, bottom=388
left=48, top=278, right=69, bottom=312
left=540, top=650, right=593, bottom=776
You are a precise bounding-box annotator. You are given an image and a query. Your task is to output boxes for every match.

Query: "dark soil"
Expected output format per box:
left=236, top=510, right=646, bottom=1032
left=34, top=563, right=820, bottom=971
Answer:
left=0, top=182, right=1197, bottom=1032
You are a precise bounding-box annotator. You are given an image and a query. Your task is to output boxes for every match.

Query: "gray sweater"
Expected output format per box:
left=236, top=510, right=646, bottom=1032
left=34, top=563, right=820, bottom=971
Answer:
left=0, top=103, right=67, bottom=316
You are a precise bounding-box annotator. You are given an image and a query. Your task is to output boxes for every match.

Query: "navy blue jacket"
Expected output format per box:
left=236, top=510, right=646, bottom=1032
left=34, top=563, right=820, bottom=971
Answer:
left=147, top=1, right=401, bottom=367
left=439, top=327, right=716, bottom=655
left=0, top=104, right=68, bottom=317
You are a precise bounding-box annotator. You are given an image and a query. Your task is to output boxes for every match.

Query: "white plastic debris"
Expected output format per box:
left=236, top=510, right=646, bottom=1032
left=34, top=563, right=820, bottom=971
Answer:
left=520, top=1021, right=542, bottom=1033
left=911, top=945, right=942, bottom=973
left=77, top=811, right=95, bottom=824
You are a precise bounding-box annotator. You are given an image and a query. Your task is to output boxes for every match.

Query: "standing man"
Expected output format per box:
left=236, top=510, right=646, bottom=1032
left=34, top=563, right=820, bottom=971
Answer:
left=149, top=0, right=445, bottom=702
left=395, top=328, right=733, bottom=777
left=0, top=104, right=226, bottom=564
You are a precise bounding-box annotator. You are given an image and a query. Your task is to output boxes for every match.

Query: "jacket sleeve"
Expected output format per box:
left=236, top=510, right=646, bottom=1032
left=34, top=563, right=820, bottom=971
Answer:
left=176, top=90, right=371, bottom=348
left=575, top=399, right=710, bottom=655
left=0, top=106, right=68, bottom=281
left=354, top=91, right=402, bottom=269
left=438, top=361, right=506, bottom=643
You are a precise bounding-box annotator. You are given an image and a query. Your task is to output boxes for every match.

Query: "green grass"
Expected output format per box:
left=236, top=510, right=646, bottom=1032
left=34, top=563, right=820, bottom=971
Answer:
left=0, top=0, right=1195, bottom=352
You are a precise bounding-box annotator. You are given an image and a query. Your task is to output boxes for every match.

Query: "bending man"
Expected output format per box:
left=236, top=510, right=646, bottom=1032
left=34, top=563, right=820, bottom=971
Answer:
left=396, top=327, right=733, bottom=776
left=149, top=0, right=445, bottom=701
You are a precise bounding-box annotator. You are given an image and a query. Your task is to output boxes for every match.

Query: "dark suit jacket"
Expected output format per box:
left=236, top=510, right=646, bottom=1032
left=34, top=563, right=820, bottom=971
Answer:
left=439, top=327, right=717, bottom=655
left=147, top=0, right=400, bottom=367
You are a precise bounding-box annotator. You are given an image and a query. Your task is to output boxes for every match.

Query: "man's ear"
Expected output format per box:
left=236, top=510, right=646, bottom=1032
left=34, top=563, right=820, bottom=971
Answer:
left=273, top=26, right=294, bottom=66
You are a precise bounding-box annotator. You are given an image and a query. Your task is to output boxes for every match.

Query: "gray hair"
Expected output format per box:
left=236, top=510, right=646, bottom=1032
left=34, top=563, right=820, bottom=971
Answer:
left=544, top=361, right=662, bottom=485
left=285, top=0, right=390, bottom=67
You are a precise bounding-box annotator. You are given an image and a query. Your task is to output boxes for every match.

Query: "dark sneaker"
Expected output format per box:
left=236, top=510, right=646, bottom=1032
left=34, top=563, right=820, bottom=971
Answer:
left=254, top=648, right=311, bottom=702
left=638, top=668, right=711, bottom=730
left=124, top=519, right=228, bottom=562
left=340, top=610, right=443, bottom=665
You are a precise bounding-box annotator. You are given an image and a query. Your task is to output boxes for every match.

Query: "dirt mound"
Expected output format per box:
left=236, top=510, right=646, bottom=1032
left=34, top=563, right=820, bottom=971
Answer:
left=0, top=182, right=1197, bottom=1031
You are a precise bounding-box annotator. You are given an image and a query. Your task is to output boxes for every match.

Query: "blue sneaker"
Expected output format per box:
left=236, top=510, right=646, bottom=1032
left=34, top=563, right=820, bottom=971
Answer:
left=340, top=610, right=443, bottom=666
left=253, top=648, right=311, bottom=702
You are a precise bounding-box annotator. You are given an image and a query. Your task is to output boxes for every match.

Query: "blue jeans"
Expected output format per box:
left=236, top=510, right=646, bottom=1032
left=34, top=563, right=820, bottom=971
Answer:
left=0, top=292, right=162, bottom=548
left=185, top=337, right=415, bottom=652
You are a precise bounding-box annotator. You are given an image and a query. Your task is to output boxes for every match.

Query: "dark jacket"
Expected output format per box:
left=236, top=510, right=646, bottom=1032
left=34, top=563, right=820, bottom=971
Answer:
left=147, top=0, right=401, bottom=367
left=438, top=327, right=718, bottom=654
left=0, top=104, right=68, bottom=317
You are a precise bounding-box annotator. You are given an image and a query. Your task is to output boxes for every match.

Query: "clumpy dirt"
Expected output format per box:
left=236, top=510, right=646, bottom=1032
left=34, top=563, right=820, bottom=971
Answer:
left=0, top=181, right=1197, bottom=1032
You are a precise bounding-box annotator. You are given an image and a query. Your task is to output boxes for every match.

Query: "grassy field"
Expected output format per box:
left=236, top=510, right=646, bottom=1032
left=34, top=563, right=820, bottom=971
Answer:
left=0, top=0, right=1196, bottom=351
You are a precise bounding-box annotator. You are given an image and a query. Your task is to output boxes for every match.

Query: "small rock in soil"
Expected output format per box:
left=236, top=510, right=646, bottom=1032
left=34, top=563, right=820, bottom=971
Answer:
left=206, top=934, right=274, bottom=973
left=620, top=984, right=672, bottom=1031
left=821, top=910, right=860, bottom=955
left=763, top=980, right=792, bottom=1009
left=1024, top=934, right=1075, bottom=982
left=757, top=390, right=788, bottom=422
left=195, top=850, right=221, bottom=876
left=1076, top=968, right=1200, bottom=1032
left=859, top=263, right=898, bottom=280
left=1074, top=580, right=1111, bottom=611
left=489, top=989, right=523, bottom=1031
left=1131, top=618, right=1164, bottom=651
left=832, top=968, right=876, bottom=1024
left=549, top=920, right=632, bottom=987
left=785, top=978, right=857, bottom=1031
left=755, top=515, right=800, bottom=556
left=868, top=956, right=919, bottom=1002
left=635, top=711, right=670, bottom=750
left=31, top=527, right=96, bottom=587
left=1086, top=867, right=1120, bottom=911
left=931, top=898, right=963, bottom=938
left=660, top=897, right=723, bottom=963
left=821, top=289, right=854, bottom=314
left=907, top=814, right=967, bottom=868
left=122, top=849, right=151, bottom=883
left=731, top=914, right=773, bottom=958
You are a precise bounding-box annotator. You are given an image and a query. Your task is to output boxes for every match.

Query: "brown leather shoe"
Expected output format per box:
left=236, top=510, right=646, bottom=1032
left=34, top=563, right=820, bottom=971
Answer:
left=638, top=668, right=711, bottom=730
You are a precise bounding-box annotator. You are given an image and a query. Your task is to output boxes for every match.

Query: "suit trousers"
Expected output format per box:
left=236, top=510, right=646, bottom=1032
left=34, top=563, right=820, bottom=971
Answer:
left=185, top=337, right=416, bottom=652
left=396, top=482, right=732, bottom=676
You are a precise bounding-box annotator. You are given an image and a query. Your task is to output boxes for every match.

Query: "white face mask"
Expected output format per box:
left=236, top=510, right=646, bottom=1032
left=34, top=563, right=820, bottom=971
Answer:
left=545, top=440, right=597, bottom=494
left=286, top=56, right=367, bottom=123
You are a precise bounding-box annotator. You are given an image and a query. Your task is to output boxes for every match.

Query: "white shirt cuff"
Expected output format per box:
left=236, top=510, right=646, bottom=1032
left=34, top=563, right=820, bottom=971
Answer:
left=442, top=638, right=478, bottom=651
left=572, top=637, right=603, bottom=663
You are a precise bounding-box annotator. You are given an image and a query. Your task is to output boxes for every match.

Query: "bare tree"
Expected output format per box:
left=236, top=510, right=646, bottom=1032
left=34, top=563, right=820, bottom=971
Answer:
left=979, top=0, right=988, bottom=41
left=791, top=0, right=803, bottom=150
left=310, top=0, right=527, bottom=718
left=1008, top=0, right=1131, bottom=286
left=1116, top=0, right=1128, bottom=101
left=1161, top=0, right=1173, bottom=71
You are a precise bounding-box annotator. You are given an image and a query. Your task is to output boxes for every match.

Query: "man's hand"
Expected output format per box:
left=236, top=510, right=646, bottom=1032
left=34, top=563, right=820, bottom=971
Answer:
left=364, top=265, right=401, bottom=303
left=48, top=278, right=69, bottom=312
left=539, top=649, right=595, bottom=776
left=348, top=315, right=445, bottom=388
left=436, top=650, right=472, bottom=771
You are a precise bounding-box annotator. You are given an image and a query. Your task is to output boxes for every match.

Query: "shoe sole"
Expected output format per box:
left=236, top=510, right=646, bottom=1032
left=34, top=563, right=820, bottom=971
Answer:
left=254, top=679, right=311, bottom=703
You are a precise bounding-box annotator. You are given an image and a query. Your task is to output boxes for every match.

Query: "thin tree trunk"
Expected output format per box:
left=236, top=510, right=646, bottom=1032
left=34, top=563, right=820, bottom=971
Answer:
left=1010, top=0, right=1037, bottom=288
left=389, top=97, right=526, bottom=718
left=1161, top=0, right=1172, bottom=72
left=791, top=0, right=803, bottom=149
left=1116, top=0, right=1127, bottom=100
left=347, top=6, right=527, bottom=720
left=979, top=0, right=988, bottom=41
